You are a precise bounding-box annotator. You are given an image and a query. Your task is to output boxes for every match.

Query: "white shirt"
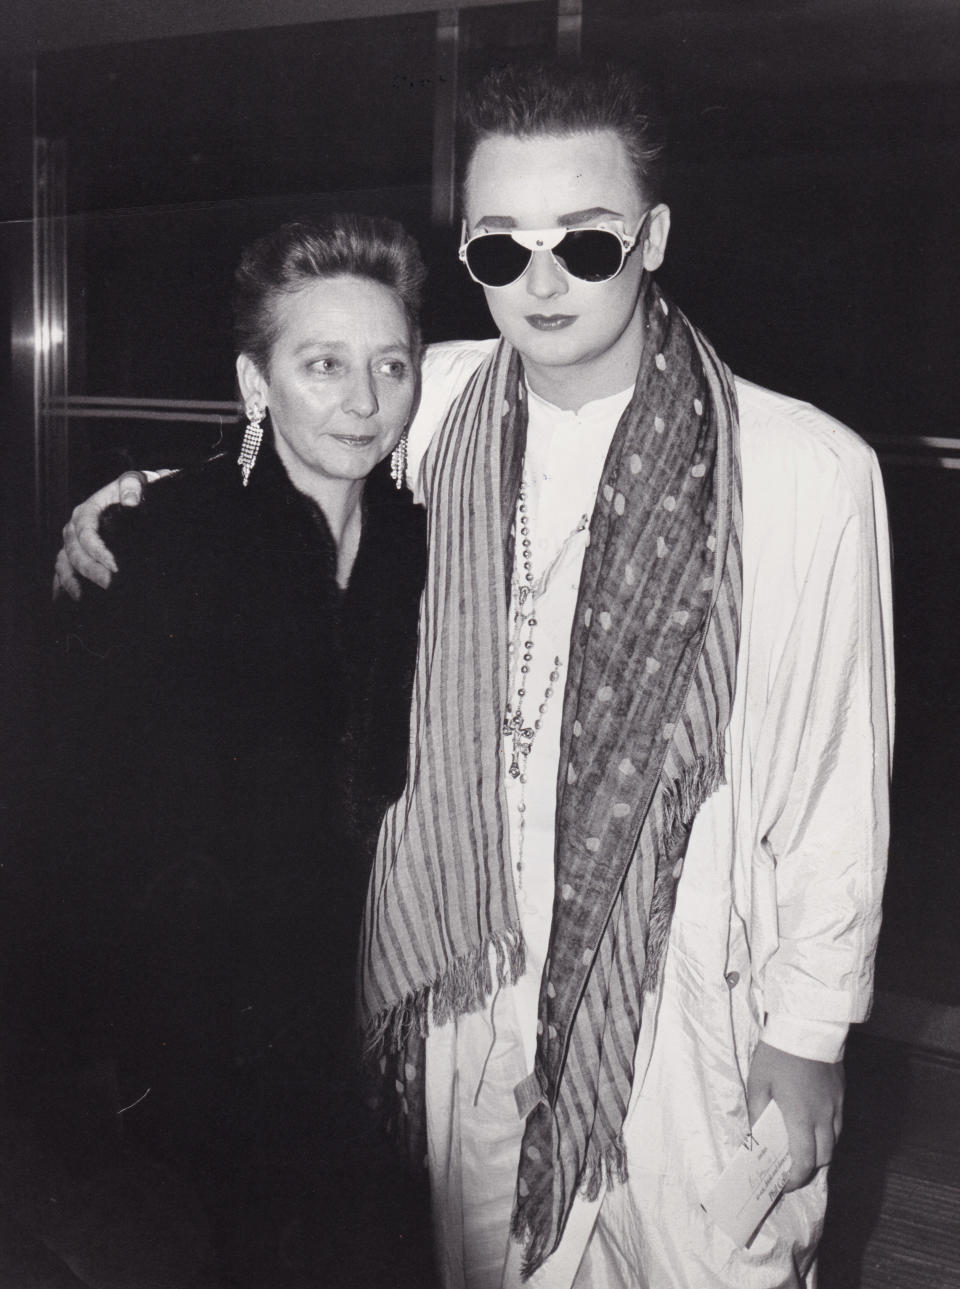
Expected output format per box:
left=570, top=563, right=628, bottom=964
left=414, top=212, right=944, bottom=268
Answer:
left=502, top=382, right=631, bottom=1065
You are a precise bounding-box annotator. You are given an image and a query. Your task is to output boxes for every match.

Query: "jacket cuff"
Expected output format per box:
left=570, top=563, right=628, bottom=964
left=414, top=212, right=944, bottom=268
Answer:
left=761, top=1014, right=848, bottom=1063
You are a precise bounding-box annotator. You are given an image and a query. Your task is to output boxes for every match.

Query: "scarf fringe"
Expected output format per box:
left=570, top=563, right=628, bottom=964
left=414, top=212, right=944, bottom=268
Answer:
left=511, top=1134, right=629, bottom=1282
left=642, top=748, right=727, bottom=996
left=578, top=1134, right=629, bottom=1202
left=363, top=981, right=430, bottom=1061
left=364, top=926, right=525, bottom=1059
left=640, top=862, right=680, bottom=997
left=658, top=746, right=727, bottom=850
left=511, top=1171, right=555, bottom=1282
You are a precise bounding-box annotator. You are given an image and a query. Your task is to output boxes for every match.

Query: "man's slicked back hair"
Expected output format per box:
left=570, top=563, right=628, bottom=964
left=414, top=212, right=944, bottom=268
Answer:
left=459, top=60, right=666, bottom=210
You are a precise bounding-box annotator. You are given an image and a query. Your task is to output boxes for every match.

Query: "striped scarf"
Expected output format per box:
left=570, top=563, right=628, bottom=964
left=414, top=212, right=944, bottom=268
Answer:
left=360, top=282, right=742, bottom=1276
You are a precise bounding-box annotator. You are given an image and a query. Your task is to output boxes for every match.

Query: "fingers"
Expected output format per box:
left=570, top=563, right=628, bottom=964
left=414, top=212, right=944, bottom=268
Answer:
left=54, top=468, right=158, bottom=596
left=745, top=1041, right=845, bottom=1196
left=118, top=469, right=147, bottom=507
left=76, top=483, right=130, bottom=575
left=63, top=508, right=114, bottom=589
left=746, top=1070, right=812, bottom=1192
left=53, top=549, right=82, bottom=602
left=782, top=1129, right=818, bottom=1192
left=832, top=1068, right=845, bottom=1143
left=814, top=1117, right=836, bottom=1169
left=782, top=1113, right=837, bottom=1193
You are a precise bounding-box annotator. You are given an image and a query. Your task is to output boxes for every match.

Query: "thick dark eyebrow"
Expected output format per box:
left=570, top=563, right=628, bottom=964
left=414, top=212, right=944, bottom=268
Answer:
left=471, top=206, right=623, bottom=230
left=557, top=206, right=624, bottom=225
left=471, top=215, right=518, bottom=230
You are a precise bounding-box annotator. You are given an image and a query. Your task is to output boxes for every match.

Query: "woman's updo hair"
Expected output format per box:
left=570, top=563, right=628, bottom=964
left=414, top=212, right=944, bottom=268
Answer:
left=232, top=213, right=427, bottom=376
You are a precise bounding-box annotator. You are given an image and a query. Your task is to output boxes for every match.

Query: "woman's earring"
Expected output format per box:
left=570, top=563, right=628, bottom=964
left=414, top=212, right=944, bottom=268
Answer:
left=390, top=430, right=408, bottom=491
left=238, top=402, right=264, bottom=487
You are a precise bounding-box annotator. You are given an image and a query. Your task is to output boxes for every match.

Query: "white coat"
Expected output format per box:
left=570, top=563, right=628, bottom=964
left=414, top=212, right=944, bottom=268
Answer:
left=407, top=340, right=894, bottom=1289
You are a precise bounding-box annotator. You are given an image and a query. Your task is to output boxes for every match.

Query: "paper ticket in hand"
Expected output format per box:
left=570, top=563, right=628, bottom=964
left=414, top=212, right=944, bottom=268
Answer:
left=702, top=1099, right=792, bottom=1247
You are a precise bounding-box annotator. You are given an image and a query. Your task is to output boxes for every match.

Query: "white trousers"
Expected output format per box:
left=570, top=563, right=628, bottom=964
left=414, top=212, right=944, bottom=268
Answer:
left=424, top=806, right=827, bottom=1289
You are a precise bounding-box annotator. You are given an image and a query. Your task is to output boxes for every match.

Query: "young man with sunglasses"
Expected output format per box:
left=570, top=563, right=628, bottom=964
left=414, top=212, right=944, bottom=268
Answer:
left=56, top=61, right=892, bottom=1289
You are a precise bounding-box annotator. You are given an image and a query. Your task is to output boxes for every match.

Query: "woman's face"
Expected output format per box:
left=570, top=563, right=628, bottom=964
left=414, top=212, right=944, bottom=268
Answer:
left=238, top=274, right=418, bottom=493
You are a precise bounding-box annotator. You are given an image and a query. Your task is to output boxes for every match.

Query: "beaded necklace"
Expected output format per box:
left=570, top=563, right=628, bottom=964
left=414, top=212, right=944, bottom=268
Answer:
left=503, top=476, right=589, bottom=888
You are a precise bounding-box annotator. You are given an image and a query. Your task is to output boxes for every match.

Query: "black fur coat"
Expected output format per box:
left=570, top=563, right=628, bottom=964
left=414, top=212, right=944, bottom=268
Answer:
left=46, top=433, right=426, bottom=1171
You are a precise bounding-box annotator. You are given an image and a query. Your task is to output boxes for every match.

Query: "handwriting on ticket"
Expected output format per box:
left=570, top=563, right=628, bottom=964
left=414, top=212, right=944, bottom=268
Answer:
left=701, top=1100, right=792, bottom=1247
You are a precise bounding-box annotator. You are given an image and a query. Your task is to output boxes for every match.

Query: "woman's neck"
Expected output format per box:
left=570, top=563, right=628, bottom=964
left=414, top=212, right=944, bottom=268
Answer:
left=272, top=442, right=366, bottom=586
left=312, top=482, right=365, bottom=589
left=311, top=478, right=364, bottom=548
left=330, top=498, right=363, bottom=589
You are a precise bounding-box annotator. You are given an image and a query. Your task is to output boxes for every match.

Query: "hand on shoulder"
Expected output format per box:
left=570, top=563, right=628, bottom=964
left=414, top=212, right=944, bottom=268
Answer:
left=53, top=469, right=176, bottom=600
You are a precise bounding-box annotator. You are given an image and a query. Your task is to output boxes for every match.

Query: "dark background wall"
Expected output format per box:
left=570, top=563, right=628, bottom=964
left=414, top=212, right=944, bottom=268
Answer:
left=6, top=1, right=956, bottom=470
left=1, top=0, right=958, bottom=1004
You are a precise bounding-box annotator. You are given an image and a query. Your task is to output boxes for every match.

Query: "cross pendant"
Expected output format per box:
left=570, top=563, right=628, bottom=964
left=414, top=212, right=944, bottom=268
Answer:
left=503, top=708, right=535, bottom=779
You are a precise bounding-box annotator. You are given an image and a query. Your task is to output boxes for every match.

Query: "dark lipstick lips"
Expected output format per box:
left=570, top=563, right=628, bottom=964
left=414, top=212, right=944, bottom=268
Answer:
left=525, top=314, right=576, bottom=330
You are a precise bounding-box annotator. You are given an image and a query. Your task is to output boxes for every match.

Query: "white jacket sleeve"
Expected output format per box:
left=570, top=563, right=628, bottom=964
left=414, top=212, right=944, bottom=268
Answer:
left=747, top=417, right=894, bottom=1060
left=407, top=339, right=497, bottom=503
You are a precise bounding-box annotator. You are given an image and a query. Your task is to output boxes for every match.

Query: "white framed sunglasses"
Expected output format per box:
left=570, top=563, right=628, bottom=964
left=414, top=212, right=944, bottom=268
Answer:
left=458, top=216, right=646, bottom=288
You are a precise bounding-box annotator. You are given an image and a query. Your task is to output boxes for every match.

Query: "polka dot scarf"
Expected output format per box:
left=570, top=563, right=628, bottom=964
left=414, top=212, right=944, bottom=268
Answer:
left=360, top=282, right=742, bottom=1277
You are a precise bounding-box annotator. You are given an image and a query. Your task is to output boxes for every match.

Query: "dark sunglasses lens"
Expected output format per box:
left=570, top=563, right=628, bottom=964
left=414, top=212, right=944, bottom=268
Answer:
left=465, top=234, right=532, bottom=287
left=554, top=229, right=624, bottom=282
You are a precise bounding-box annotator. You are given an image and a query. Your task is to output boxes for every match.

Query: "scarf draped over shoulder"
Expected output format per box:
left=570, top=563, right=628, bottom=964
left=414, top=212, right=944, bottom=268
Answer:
left=360, top=282, right=743, bottom=1277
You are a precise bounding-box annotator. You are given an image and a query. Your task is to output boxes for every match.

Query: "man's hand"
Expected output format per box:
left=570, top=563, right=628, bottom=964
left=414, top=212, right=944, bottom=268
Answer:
left=53, top=469, right=174, bottom=600
left=746, top=1040, right=844, bottom=1193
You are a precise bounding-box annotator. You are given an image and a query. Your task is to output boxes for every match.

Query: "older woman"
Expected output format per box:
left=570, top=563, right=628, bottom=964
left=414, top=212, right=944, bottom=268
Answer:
left=44, top=214, right=429, bottom=1286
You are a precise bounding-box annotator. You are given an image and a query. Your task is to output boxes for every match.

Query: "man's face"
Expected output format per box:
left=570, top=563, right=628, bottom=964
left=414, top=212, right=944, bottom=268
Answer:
left=463, top=129, right=668, bottom=407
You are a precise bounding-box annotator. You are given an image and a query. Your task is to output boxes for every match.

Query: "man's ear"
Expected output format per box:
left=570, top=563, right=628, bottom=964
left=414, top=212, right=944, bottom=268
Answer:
left=642, top=203, right=671, bottom=272
left=236, top=353, right=267, bottom=409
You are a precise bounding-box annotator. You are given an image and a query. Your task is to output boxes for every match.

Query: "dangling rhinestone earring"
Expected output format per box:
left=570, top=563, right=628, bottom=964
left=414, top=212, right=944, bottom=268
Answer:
left=390, top=430, right=408, bottom=491
left=238, top=402, right=264, bottom=487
